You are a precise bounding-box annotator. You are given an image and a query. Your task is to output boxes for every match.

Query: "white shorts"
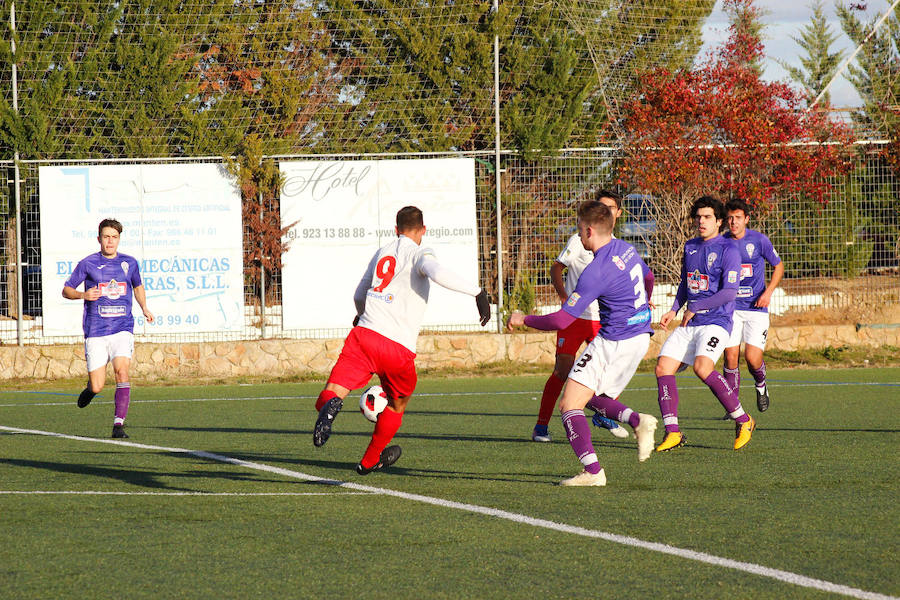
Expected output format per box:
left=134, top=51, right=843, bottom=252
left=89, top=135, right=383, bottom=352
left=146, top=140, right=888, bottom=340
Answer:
left=567, top=333, right=650, bottom=398
left=727, top=310, right=770, bottom=350
left=659, top=324, right=730, bottom=366
left=85, top=331, right=134, bottom=373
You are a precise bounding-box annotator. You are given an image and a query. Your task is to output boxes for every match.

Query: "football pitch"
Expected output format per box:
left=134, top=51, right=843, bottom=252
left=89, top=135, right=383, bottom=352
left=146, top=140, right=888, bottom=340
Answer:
left=1, top=368, right=897, bottom=599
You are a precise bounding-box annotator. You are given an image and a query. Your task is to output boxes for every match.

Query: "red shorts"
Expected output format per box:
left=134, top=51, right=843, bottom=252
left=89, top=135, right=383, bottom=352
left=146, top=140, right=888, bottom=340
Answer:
left=328, top=327, right=418, bottom=399
left=556, top=317, right=601, bottom=356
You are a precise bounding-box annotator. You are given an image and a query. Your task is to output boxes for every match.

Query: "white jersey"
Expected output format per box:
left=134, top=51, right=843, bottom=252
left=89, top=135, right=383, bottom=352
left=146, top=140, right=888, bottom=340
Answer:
left=355, top=236, right=435, bottom=353
left=555, top=233, right=601, bottom=321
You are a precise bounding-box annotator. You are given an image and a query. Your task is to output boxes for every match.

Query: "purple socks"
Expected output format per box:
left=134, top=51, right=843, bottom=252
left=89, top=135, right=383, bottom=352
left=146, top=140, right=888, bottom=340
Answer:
left=587, top=394, right=640, bottom=428
left=561, top=409, right=601, bottom=474
left=704, top=371, right=748, bottom=423
left=657, top=375, right=680, bottom=433
left=114, top=382, right=131, bottom=424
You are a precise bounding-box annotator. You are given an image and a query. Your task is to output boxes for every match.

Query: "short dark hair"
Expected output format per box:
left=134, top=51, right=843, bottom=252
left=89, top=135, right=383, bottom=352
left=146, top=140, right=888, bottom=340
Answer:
left=690, top=196, right=725, bottom=221
left=577, top=200, right=614, bottom=234
left=98, top=218, right=123, bottom=236
left=396, top=206, right=424, bottom=232
left=725, top=197, right=752, bottom=216
left=594, top=189, right=622, bottom=210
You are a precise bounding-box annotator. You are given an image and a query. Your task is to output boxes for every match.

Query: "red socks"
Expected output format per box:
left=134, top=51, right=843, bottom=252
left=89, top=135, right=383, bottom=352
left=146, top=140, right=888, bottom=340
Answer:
left=537, top=374, right=565, bottom=426
left=360, top=407, right=403, bottom=469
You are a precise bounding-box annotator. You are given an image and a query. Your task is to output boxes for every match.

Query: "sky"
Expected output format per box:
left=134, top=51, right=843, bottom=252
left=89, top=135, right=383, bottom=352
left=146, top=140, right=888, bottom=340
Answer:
left=701, top=0, right=892, bottom=107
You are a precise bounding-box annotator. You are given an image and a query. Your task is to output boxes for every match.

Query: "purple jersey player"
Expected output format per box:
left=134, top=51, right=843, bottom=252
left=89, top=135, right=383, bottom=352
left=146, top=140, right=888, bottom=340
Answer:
left=63, top=218, right=154, bottom=439
left=722, top=198, right=784, bottom=413
left=654, top=196, right=756, bottom=454
left=507, top=200, right=658, bottom=486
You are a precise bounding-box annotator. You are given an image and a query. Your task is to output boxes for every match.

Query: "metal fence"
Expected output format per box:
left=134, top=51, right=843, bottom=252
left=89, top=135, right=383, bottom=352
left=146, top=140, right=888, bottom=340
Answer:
left=1, top=145, right=897, bottom=345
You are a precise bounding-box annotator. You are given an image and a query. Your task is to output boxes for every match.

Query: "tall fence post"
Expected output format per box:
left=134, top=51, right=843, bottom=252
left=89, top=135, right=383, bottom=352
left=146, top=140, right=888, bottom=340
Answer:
left=259, top=189, right=266, bottom=339
left=11, top=1, right=24, bottom=346
left=493, top=0, right=503, bottom=332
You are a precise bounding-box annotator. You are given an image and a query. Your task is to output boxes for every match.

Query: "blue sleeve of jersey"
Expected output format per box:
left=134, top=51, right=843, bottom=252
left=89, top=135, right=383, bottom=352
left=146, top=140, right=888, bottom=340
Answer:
left=130, top=259, right=143, bottom=287
left=64, top=258, right=88, bottom=289
left=761, top=235, right=781, bottom=267
left=721, top=244, right=741, bottom=290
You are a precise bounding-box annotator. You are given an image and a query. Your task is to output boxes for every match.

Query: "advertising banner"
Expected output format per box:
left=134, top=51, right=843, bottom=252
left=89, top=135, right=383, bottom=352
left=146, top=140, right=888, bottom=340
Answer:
left=39, top=163, right=244, bottom=336
left=280, top=158, right=479, bottom=332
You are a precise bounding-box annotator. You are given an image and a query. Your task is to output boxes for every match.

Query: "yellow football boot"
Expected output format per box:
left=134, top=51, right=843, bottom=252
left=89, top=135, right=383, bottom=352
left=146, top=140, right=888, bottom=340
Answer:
left=655, top=431, right=686, bottom=452
left=734, top=415, right=756, bottom=450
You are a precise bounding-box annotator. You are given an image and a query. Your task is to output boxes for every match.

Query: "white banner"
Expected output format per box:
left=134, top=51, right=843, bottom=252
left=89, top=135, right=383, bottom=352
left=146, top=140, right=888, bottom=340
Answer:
left=280, top=158, right=479, bottom=332
left=39, top=164, right=244, bottom=336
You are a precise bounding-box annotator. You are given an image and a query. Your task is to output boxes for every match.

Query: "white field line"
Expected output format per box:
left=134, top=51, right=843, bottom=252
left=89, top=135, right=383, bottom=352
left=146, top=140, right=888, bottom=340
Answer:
left=0, top=490, right=371, bottom=496
left=1, top=380, right=898, bottom=408
left=0, top=424, right=894, bottom=600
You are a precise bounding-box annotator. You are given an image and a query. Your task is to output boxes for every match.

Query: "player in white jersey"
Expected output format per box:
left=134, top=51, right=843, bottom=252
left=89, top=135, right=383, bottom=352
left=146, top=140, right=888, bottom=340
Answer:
left=532, top=190, right=630, bottom=442
left=312, top=206, right=491, bottom=474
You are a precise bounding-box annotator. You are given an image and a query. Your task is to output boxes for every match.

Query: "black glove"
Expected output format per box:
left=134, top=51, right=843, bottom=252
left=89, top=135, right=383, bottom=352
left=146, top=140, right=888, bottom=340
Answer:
left=475, top=289, right=491, bottom=326
left=352, top=314, right=360, bottom=327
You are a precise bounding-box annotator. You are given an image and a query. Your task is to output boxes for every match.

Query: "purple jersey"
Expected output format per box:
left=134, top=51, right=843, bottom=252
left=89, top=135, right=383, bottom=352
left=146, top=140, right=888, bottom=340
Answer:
left=723, top=229, right=781, bottom=312
left=65, top=252, right=143, bottom=338
left=562, top=239, right=653, bottom=341
left=676, top=235, right=741, bottom=330
left=676, top=235, right=741, bottom=332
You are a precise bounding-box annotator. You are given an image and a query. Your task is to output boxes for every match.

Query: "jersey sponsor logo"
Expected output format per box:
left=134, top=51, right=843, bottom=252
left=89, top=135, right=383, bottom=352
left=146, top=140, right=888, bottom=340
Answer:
left=737, top=286, right=754, bottom=298
left=627, top=308, right=651, bottom=325
left=612, top=256, right=626, bottom=271
left=740, top=263, right=753, bottom=279
left=98, top=305, right=127, bottom=318
left=727, top=270, right=738, bottom=283
left=366, top=290, right=395, bottom=303
left=745, top=243, right=755, bottom=258
left=99, top=279, right=127, bottom=300
left=707, top=252, right=717, bottom=269
left=566, top=292, right=581, bottom=307
left=688, top=270, right=709, bottom=293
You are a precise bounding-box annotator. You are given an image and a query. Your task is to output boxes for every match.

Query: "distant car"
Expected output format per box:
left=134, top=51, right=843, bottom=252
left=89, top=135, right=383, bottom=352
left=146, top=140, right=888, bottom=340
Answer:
left=619, top=194, right=656, bottom=259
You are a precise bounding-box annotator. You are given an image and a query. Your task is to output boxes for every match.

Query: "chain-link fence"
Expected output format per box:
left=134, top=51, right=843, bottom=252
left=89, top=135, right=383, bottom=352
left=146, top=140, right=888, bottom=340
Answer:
left=1, top=1, right=897, bottom=345
left=2, top=146, right=897, bottom=345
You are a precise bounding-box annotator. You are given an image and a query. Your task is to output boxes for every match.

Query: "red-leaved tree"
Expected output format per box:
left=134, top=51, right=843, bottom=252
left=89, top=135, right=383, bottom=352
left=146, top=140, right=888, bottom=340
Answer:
left=617, top=0, right=853, bottom=282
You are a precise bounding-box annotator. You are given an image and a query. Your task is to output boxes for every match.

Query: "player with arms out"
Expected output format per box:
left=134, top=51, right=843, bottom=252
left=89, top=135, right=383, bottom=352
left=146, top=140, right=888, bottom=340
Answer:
left=507, top=201, right=658, bottom=486
left=654, top=196, right=755, bottom=453
left=312, top=206, right=491, bottom=474
left=722, top=198, right=784, bottom=412
left=62, top=218, right=154, bottom=439
left=531, top=190, right=637, bottom=443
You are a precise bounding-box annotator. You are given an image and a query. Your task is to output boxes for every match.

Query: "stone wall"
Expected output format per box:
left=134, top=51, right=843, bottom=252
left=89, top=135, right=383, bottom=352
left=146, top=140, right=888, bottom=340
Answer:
left=1, top=324, right=898, bottom=381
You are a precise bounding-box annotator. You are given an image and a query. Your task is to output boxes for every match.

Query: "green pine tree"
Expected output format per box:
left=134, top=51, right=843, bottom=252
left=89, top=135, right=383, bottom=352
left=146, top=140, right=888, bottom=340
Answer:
left=778, top=0, right=845, bottom=106
left=836, top=2, right=900, bottom=135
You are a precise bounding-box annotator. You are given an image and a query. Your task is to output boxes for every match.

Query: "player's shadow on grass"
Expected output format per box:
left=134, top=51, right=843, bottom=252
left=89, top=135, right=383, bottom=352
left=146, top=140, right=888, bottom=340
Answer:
left=151, top=425, right=539, bottom=444
left=0, top=456, right=292, bottom=491
left=154, top=425, right=304, bottom=435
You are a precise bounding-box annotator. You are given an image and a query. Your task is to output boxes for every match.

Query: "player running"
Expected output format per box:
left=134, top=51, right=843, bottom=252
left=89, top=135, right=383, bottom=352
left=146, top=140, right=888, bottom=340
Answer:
left=507, top=200, right=658, bottom=486
left=531, top=190, right=634, bottom=443
left=722, top=198, right=784, bottom=412
left=312, top=206, right=491, bottom=474
left=654, top=196, right=755, bottom=453
left=62, top=218, right=154, bottom=439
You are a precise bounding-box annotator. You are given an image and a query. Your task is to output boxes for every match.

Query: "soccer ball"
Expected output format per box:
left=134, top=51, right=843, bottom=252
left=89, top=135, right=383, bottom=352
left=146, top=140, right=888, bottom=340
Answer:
left=359, top=385, right=388, bottom=423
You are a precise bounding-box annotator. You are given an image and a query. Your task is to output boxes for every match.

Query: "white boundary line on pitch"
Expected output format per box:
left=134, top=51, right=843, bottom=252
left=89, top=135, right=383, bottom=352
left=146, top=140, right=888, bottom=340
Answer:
left=1, top=379, right=898, bottom=408
left=0, top=490, right=372, bottom=496
left=0, top=424, right=894, bottom=600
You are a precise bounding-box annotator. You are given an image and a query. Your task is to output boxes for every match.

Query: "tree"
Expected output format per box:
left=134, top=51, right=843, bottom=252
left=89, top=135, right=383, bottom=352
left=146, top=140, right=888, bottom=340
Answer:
left=778, top=0, right=846, bottom=106
left=618, top=0, right=853, bottom=283
left=836, top=1, right=900, bottom=136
